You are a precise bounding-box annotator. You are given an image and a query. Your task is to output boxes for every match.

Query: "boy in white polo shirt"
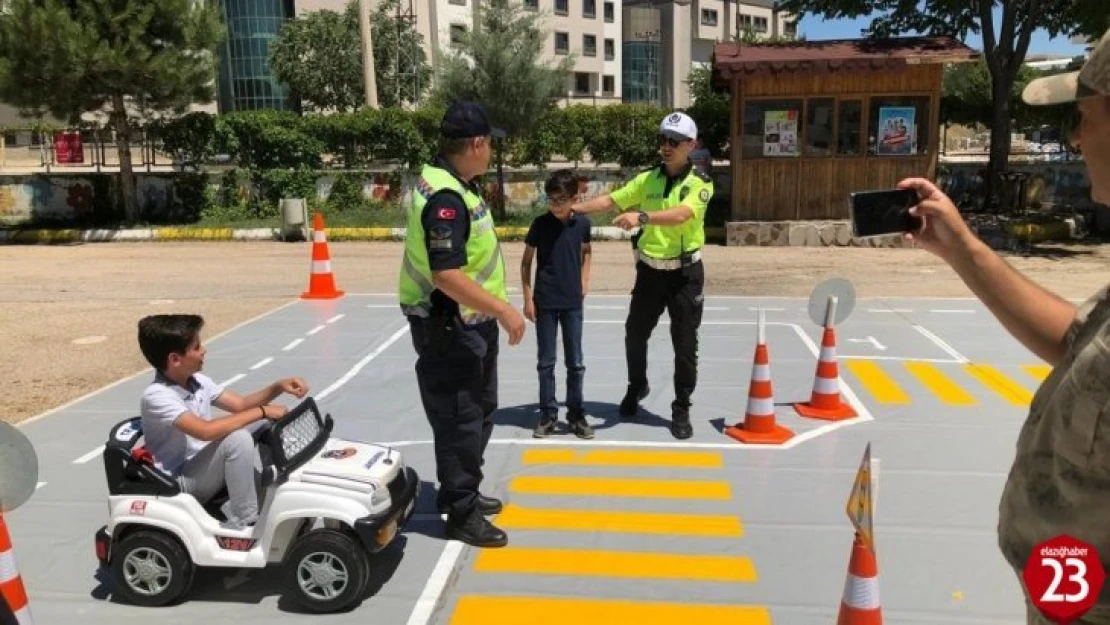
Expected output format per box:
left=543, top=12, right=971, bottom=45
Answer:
left=137, top=314, right=309, bottom=528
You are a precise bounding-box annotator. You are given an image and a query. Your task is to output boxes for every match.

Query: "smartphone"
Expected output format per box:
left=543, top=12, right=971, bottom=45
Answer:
left=849, top=189, right=923, bottom=238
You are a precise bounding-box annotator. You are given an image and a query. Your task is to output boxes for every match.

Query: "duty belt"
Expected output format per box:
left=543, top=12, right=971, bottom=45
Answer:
left=637, top=249, right=702, bottom=270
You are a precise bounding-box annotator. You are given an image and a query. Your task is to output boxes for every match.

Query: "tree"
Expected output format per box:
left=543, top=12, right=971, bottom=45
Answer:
left=0, top=0, right=224, bottom=223
left=775, top=0, right=1109, bottom=206
left=269, top=0, right=431, bottom=112
left=429, top=0, right=574, bottom=139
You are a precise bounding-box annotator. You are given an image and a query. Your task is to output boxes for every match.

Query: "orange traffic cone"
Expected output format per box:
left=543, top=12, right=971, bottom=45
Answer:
left=837, top=533, right=882, bottom=625
left=301, top=213, right=345, bottom=300
left=795, top=297, right=857, bottom=420
left=0, top=512, right=32, bottom=625
left=725, top=309, right=794, bottom=444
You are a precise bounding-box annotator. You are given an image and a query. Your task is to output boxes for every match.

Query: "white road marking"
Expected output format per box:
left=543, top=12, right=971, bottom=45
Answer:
left=250, top=357, right=273, bottom=370
left=914, top=325, right=969, bottom=363
left=848, top=336, right=887, bottom=350
left=221, top=373, right=246, bottom=386
left=307, top=325, right=326, bottom=336
left=316, top=324, right=410, bottom=400
left=282, top=338, right=304, bottom=351
left=404, top=541, right=464, bottom=625
left=867, top=308, right=913, bottom=313
left=830, top=355, right=962, bottom=363
left=748, top=307, right=786, bottom=311
left=327, top=314, right=345, bottom=323
left=930, top=309, right=975, bottom=314
left=36, top=482, right=46, bottom=490
left=367, top=304, right=396, bottom=308
left=74, top=446, right=104, bottom=464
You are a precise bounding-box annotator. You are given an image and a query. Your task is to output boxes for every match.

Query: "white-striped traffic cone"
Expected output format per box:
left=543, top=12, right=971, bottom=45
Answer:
left=837, top=533, right=882, bottom=625
left=795, top=297, right=857, bottom=420
left=725, top=309, right=794, bottom=444
left=301, top=213, right=345, bottom=300
left=0, top=512, right=32, bottom=625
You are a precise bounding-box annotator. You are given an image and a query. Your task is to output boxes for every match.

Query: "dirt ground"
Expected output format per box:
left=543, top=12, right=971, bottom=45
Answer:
left=4, top=239, right=1108, bottom=425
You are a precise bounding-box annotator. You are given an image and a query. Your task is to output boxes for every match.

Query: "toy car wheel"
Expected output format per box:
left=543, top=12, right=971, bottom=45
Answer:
left=284, top=528, right=370, bottom=614
left=110, top=529, right=194, bottom=607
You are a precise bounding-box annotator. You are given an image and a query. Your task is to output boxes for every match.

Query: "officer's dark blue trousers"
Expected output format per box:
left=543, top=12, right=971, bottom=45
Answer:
left=625, top=259, right=705, bottom=414
left=408, top=315, right=498, bottom=520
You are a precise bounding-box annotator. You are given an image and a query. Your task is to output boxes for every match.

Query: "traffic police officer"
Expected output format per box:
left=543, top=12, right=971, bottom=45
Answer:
left=571, top=111, right=713, bottom=439
left=398, top=101, right=526, bottom=548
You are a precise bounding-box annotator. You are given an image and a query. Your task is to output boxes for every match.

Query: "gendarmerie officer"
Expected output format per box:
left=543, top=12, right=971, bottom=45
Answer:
left=397, top=101, right=526, bottom=548
left=571, top=111, right=713, bottom=439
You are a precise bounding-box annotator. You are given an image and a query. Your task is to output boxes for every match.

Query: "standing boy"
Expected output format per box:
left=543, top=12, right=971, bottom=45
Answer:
left=521, top=169, right=594, bottom=439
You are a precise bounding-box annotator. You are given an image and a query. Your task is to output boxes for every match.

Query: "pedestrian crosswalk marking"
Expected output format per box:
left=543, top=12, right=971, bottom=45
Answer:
left=845, top=360, right=910, bottom=404
left=1022, top=364, right=1052, bottom=381
left=962, top=364, right=1034, bottom=406
left=903, top=362, right=977, bottom=405
left=509, top=475, right=732, bottom=500
left=495, top=503, right=744, bottom=537
left=449, top=596, right=773, bottom=625
left=473, top=547, right=757, bottom=582
left=522, top=448, right=723, bottom=468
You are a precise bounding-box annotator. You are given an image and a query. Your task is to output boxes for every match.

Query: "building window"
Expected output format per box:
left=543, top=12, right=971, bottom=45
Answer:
left=603, top=75, right=614, bottom=95
left=575, top=72, right=591, bottom=95
left=604, top=38, right=615, bottom=60
left=742, top=99, right=803, bottom=158
left=784, top=20, right=797, bottom=37
left=868, top=96, right=930, bottom=155
left=622, top=40, right=661, bottom=104
left=754, top=16, right=768, bottom=32
left=448, top=0, right=465, bottom=5
left=555, top=0, right=567, bottom=15
left=584, top=34, right=596, bottom=56
left=804, top=98, right=834, bottom=157
left=584, top=0, right=595, bottom=17
left=555, top=31, right=569, bottom=54
left=701, top=9, right=717, bottom=26
left=837, top=100, right=863, bottom=156
left=524, top=0, right=538, bottom=9
left=604, top=1, right=614, bottom=22
left=450, top=24, right=467, bottom=45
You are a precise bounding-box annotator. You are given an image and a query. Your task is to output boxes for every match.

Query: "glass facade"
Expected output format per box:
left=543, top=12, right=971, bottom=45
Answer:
left=218, top=0, right=298, bottom=112
left=621, top=6, right=662, bottom=105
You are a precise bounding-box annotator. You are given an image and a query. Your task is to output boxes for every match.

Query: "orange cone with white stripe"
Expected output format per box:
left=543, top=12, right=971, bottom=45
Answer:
left=301, top=213, right=345, bottom=300
left=0, top=512, right=32, bottom=625
left=837, top=533, right=882, bottom=625
left=725, top=308, right=794, bottom=444
left=795, top=296, right=856, bottom=421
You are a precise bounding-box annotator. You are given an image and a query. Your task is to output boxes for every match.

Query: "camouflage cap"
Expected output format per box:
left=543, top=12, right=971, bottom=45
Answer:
left=1023, top=27, right=1110, bottom=105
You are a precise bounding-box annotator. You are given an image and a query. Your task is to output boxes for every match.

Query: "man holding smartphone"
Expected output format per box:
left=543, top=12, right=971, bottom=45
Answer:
left=899, top=27, right=1110, bottom=623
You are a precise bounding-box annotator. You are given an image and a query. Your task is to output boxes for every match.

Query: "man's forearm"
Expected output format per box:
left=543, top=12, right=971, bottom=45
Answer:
left=950, top=238, right=1076, bottom=364
left=573, top=194, right=616, bottom=214
left=240, top=384, right=281, bottom=409
left=644, top=207, right=693, bottom=226
left=434, top=269, right=512, bottom=318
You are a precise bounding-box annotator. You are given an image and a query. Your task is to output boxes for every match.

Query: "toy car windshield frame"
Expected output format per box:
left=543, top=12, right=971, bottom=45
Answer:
left=265, top=397, right=333, bottom=479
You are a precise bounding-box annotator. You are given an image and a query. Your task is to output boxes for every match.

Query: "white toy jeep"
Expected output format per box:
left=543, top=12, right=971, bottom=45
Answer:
left=93, top=396, right=419, bottom=614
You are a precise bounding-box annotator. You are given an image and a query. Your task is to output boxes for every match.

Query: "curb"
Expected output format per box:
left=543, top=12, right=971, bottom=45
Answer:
left=0, top=226, right=726, bottom=244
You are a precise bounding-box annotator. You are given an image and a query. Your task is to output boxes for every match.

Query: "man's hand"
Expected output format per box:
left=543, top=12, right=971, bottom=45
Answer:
left=612, top=212, right=640, bottom=231
left=277, top=377, right=309, bottom=398
left=897, top=178, right=977, bottom=263
left=524, top=297, right=536, bottom=323
left=262, top=403, right=288, bottom=421
left=498, top=305, right=526, bottom=345
left=582, top=280, right=589, bottom=298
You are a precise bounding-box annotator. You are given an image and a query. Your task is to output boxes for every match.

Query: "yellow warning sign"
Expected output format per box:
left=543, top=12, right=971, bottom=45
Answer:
left=846, top=442, right=874, bottom=550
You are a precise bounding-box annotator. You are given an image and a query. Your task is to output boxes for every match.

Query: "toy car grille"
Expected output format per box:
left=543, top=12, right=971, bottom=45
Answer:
left=279, top=409, right=322, bottom=458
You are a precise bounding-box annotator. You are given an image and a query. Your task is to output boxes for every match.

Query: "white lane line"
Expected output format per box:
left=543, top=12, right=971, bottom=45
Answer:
left=914, top=325, right=969, bottom=363
left=36, top=482, right=46, bottom=490
left=283, top=338, right=304, bottom=351
left=307, top=325, right=326, bottom=336
left=930, top=309, right=975, bottom=314
left=317, top=324, right=411, bottom=400
left=221, top=373, right=246, bottom=386
left=74, top=446, right=104, bottom=464
left=748, top=307, right=786, bottom=311
left=367, top=304, right=396, bottom=308
left=867, top=308, right=913, bottom=313
left=405, top=541, right=465, bottom=625
left=250, top=357, right=274, bottom=370
left=588, top=305, right=729, bottom=311
left=327, top=314, right=345, bottom=323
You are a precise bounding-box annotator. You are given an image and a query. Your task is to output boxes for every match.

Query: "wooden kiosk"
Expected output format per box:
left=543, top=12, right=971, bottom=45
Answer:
left=711, top=36, right=978, bottom=233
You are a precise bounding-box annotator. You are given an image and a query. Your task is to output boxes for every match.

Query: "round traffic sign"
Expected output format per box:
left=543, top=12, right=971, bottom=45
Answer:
left=1024, top=534, right=1106, bottom=623
left=807, top=278, right=856, bottom=327
left=0, top=422, right=38, bottom=513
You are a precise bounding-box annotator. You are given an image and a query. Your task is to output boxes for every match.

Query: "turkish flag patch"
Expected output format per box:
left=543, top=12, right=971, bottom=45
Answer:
left=437, top=207, right=456, bottom=220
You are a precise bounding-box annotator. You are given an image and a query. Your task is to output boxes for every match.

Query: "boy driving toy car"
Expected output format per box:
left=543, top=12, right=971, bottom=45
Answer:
left=137, top=314, right=309, bottom=528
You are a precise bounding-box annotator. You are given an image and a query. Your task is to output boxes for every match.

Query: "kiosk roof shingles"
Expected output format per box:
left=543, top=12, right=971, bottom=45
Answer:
left=712, top=35, right=979, bottom=77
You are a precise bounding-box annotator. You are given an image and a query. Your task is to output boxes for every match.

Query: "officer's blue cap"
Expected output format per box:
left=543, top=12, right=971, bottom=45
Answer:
left=440, top=101, right=507, bottom=139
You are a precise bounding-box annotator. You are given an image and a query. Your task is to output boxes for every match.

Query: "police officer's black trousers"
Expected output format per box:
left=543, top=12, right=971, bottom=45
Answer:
left=408, top=316, right=498, bottom=520
left=625, top=259, right=705, bottom=413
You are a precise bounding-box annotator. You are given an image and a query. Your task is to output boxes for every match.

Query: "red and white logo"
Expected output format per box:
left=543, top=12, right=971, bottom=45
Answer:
left=1024, top=534, right=1106, bottom=623
left=129, top=500, right=146, bottom=515
left=437, top=207, right=456, bottom=220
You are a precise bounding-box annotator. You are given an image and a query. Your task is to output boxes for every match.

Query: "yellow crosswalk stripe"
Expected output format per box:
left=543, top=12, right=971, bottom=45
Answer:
left=449, top=596, right=772, bottom=625
left=495, top=503, right=743, bottom=537
left=509, top=475, right=732, bottom=500
left=962, top=364, right=1033, bottom=406
left=903, top=362, right=977, bottom=405
left=522, top=448, right=723, bottom=468
left=844, top=360, right=910, bottom=403
left=473, top=547, right=757, bottom=582
left=1022, top=364, right=1053, bottom=382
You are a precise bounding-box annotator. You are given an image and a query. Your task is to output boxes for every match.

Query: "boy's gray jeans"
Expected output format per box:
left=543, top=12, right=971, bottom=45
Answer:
left=175, top=421, right=267, bottom=527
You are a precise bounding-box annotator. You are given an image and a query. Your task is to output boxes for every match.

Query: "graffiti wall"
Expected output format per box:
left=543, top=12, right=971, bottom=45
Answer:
left=0, top=173, right=179, bottom=226
left=938, top=161, right=1094, bottom=212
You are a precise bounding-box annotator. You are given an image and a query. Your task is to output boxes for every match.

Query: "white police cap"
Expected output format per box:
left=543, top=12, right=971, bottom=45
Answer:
left=659, top=111, right=697, bottom=141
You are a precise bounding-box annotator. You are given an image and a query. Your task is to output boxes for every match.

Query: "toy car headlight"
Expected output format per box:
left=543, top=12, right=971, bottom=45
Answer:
left=371, top=485, right=390, bottom=506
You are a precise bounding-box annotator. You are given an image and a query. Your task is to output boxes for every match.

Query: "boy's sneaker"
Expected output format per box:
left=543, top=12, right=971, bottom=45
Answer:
left=533, top=414, right=557, bottom=438
left=566, top=410, right=594, bottom=439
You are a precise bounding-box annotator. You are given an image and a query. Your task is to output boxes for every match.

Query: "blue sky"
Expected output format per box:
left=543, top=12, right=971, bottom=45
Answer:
left=796, top=5, right=1090, bottom=57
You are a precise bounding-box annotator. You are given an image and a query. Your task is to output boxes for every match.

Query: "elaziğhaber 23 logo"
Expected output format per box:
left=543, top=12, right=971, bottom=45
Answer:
left=1023, top=534, right=1106, bottom=623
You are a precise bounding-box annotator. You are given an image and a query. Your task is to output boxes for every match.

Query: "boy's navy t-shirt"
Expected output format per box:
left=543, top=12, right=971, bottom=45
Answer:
left=525, top=211, right=591, bottom=310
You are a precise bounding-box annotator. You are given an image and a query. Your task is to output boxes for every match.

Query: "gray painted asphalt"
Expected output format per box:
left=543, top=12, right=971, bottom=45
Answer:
left=5, top=293, right=1046, bottom=624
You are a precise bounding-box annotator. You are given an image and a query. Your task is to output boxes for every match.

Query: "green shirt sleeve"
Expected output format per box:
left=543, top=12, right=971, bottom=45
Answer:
left=683, top=176, right=714, bottom=221
left=610, top=171, right=649, bottom=210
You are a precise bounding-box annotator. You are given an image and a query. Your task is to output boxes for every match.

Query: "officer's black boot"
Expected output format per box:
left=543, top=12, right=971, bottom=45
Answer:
left=670, top=400, right=693, bottom=440
left=439, top=493, right=502, bottom=516
left=619, top=384, right=650, bottom=418
left=445, top=509, right=508, bottom=548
